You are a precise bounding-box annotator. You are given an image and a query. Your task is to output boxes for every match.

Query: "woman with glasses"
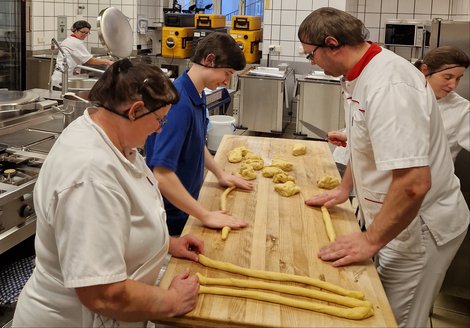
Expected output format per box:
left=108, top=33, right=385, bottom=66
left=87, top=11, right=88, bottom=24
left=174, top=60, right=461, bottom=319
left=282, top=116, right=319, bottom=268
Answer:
left=51, top=20, right=113, bottom=89
left=13, top=59, right=203, bottom=327
left=145, top=32, right=253, bottom=236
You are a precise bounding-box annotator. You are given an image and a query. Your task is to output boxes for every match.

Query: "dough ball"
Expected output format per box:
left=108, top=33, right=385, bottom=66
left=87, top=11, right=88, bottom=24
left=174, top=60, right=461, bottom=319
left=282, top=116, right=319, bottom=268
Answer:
left=270, top=159, right=294, bottom=171
left=274, top=181, right=300, bottom=197
left=240, top=163, right=257, bottom=180
left=243, top=158, right=264, bottom=170
left=292, top=143, right=307, bottom=156
left=228, top=146, right=250, bottom=163
left=272, top=172, right=295, bottom=183
left=262, top=166, right=284, bottom=178
left=316, top=176, right=340, bottom=189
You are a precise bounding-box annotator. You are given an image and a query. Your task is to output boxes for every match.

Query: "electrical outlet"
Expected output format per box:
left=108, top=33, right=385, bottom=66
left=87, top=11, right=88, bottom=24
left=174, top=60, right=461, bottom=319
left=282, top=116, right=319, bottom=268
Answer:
left=269, top=44, right=281, bottom=55
left=57, top=16, right=67, bottom=41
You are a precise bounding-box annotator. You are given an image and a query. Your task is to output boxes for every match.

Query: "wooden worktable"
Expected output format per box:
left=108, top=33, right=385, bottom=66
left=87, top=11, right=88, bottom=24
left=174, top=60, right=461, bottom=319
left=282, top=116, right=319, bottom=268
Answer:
left=158, top=135, right=396, bottom=327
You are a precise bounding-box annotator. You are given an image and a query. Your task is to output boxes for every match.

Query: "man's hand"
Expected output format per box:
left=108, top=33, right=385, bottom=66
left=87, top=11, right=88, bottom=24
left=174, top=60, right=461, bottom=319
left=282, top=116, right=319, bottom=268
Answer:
left=327, top=130, right=347, bottom=147
left=305, top=186, right=350, bottom=208
left=318, top=231, right=380, bottom=267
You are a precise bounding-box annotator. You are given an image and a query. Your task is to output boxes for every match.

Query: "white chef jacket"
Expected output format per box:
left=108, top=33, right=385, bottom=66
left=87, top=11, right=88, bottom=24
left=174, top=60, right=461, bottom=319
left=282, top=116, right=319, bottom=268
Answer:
left=13, top=109, right=169, bottom=327
left=51, top=35, right=93, bottom=87
left=438, top=91, right=470, bottom=162
left=342, top=46, right=469, bottom=253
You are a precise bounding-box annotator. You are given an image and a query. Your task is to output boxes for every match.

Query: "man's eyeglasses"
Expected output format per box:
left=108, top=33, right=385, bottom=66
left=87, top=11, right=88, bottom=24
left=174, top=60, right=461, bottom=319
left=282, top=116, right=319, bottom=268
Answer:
left=306, top=45, right=322, bottom=61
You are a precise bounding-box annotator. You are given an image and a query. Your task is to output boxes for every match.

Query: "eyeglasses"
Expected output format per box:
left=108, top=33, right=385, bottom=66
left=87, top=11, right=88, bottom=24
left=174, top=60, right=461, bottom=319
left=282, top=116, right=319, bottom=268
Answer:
left=153, top=112, right=168, bottom=128
left=306, top=46, right=322, bottom=61
left=78, top=30, right=90, bottom=35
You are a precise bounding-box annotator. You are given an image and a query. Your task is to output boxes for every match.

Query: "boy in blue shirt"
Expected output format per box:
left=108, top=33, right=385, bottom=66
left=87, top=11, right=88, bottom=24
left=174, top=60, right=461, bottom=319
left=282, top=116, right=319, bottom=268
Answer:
left=145, top=32, right=253, bottom=235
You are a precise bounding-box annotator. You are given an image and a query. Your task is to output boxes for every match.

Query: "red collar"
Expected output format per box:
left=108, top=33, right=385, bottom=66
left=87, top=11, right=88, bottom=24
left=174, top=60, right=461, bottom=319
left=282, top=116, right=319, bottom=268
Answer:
left=70, top=34, right=79, bottom=39
left=346, top=42, right=382, bottom=81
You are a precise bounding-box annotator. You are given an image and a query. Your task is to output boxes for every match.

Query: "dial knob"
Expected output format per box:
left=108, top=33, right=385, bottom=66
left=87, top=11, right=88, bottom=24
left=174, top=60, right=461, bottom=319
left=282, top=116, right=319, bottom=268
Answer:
left=19, top=204, right=34, bottom=218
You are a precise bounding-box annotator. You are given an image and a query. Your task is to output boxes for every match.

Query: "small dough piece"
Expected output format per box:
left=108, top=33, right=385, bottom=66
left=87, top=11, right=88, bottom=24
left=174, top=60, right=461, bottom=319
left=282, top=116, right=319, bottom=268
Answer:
left=220, top=186, right=236, bottom=211
left=272, top=172, right=295, bottom=183
left=321, top=206, right=336, bottom=242
left=244, top=152, right=262, bottom=160
left=240, top=163, right=256, bottom=180
left=292, top=143, right=307, bottom=156
left=221, top=226, right=231, bottom=240
left=270, top=159, right=294, bottom=171
left=317, top=175, right=340, bottom=189
left=262, top=166, right=284, bottom=178
left=274, top=181, right=300, bottom=197
left=227, top=146, right=250, bottom=163
left=243, top=158, right=264, bottom=170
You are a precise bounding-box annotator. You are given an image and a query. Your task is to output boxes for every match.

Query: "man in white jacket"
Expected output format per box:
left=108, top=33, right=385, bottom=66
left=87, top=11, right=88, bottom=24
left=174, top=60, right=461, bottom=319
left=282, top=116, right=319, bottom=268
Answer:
left=299, top=7, right=469, bottom=328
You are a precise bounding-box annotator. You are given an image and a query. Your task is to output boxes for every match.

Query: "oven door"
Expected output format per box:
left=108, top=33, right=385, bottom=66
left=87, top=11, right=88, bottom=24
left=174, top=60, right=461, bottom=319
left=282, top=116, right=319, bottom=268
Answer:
left=385, top=23, right=417, bottom=46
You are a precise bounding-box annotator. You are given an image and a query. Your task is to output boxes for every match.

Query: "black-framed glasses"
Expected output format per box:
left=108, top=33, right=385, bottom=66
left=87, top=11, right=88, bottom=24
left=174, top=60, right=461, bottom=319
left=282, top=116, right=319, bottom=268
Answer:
left=306, top=45, right=323, bottom=61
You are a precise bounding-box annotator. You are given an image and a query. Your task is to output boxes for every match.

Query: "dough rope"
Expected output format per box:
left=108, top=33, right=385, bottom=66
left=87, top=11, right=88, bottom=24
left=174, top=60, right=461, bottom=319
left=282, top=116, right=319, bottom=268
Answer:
left=196, top=273, right=372, bottom=309
left=198, top=254, right=364, bottom=299
left=198, top=285, right=373, bottom=320
left=321, top=206, right=336, bottom=242
left=220, top=186, right=236, bottom=240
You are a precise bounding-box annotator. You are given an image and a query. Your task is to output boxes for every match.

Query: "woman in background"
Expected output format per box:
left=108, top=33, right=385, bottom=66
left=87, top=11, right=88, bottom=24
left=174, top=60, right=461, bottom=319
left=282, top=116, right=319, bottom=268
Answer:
left=51, top=20, right=113, bottom=89
left=13, top=59, right=203, bottom=327
left=415, top=46, right=470, bottom=161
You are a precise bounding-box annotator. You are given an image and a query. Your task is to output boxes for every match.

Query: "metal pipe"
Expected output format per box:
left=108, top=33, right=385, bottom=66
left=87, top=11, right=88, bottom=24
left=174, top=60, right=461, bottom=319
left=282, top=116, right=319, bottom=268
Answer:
left=51, top=38, right=68, bottom=96
left=75, top=65, right=106, bottom=74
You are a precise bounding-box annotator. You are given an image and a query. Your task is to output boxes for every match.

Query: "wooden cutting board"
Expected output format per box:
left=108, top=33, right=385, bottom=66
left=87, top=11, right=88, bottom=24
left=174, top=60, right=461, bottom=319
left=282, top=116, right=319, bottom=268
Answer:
left=157, top=135, right=396, bottom=327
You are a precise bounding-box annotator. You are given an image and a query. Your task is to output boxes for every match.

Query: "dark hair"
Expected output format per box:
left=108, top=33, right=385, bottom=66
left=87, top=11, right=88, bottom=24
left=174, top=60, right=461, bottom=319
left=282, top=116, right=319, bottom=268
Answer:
left=71, top=20, right=91, bottom=32
left=298, top=7, right=369, bottom=47
left=414, top=46, right=470, bottom=75
left=191, top=32, right=246, bottom=71
left=89, top=58, right=179, bottom=114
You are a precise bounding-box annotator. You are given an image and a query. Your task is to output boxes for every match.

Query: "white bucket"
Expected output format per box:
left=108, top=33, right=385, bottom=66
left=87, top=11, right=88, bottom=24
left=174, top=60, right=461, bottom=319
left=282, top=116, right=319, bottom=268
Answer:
left=207, top=115, right=236, bottom=152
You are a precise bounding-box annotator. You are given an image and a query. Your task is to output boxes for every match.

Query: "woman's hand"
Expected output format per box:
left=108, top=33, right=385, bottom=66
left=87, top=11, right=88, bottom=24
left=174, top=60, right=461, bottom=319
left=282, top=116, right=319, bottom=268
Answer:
left=169, top=235, right=204, bottom=261
left=166, top=270, right=199, bottom=316
left=217, top=171, right=254, bottom=191
left=327, top=130, right=347, bottom=147
left=200, top=211, right=248, bottom=230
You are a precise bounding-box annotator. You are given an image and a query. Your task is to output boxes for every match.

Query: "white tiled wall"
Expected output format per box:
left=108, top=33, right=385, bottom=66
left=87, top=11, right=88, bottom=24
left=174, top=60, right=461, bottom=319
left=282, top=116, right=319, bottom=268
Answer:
left=27, top=0, right=164, bottom=54
left=262, top=0, right=470, bottom=63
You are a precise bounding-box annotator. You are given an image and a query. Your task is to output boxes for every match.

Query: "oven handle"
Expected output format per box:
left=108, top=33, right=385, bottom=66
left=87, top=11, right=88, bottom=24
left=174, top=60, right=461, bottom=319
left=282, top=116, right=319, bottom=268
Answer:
left=0, top=179, right=36, bottom=207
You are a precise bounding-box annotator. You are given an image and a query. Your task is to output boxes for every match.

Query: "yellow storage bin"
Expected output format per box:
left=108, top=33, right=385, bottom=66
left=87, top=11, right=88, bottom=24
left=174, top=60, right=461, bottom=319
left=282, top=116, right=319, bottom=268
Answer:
left=232, top=15, right=261, bottom=31
left=230, top=29, right=262, bottom=64
left=195, top=14, right=226, bottom=29
left=162, top=26, right=195, bottom=59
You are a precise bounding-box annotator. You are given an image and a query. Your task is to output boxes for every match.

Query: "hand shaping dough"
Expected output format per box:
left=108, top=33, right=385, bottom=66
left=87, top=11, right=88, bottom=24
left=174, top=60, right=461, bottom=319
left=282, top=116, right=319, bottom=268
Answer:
left=321, top=206, right=336, bottom=242
left=317, top=175, right=340, bottom=189
left=272, top=172, right=295, bottom=183
left=239, top=163, right=256, bottom=180
left=270, top=159, right=294, bottom=171
left=262, top=166, right=284, bottom=178
left=274, top=181, right=300, bottom=197
left=292, top=143, right=307, bottom=156
left=198, top=254, right=365, bottom=299
left=196, top=273, right=372, bottom=309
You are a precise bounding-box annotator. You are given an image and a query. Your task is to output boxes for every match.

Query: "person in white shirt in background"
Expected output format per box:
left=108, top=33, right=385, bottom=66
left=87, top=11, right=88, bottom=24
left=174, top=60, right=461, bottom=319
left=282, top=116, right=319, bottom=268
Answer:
left=414, top=46, right=470, bottom=162
left=51, top=20, right=113, bottom=89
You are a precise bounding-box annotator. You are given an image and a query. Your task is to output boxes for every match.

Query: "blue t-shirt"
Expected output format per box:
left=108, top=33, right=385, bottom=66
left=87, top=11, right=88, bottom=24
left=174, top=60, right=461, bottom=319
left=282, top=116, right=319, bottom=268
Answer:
left=145, top=70, right=208, bottom=235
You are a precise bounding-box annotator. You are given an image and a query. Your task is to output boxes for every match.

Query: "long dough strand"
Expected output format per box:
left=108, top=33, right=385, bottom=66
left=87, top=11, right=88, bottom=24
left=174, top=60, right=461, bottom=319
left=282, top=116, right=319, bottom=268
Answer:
left=196, top=273, right=372, bottom=309
left=198, top=254, right=364, bottom=300
left=198, top=285, right=373, bottom=320
left=220, top=186, right=236, bottom=240
left=321, top=206, right=336, bottom=242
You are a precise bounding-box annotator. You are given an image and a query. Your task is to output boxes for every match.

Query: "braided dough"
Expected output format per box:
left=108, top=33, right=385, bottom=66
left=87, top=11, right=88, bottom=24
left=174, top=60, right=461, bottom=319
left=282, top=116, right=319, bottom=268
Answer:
left=198, top=285, right=373, bottom=320
left=198, top=254, right=364, bottom=299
